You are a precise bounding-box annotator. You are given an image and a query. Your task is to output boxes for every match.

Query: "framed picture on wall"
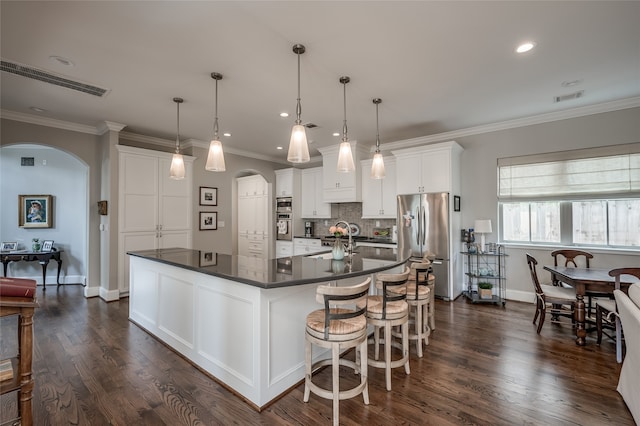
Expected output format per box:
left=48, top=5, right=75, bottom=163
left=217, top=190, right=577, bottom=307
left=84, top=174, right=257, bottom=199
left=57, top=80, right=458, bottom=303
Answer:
left=19, top=194, right=53, bottom=228
left=199, top=187, right=217, bottom=206
left=199, top=212, right=217, bottom=230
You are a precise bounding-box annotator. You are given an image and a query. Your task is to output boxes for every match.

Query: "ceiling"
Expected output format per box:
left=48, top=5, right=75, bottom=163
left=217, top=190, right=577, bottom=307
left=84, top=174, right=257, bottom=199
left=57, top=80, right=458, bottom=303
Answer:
left=2, top=1, right=639, bottom=164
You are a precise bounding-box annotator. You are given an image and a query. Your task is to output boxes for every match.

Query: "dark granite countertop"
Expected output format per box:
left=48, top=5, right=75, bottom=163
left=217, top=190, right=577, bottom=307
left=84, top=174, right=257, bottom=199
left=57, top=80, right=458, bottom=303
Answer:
left=292, top=235, right=397, bottom=245
left=127, top=246, right=410, bottom=289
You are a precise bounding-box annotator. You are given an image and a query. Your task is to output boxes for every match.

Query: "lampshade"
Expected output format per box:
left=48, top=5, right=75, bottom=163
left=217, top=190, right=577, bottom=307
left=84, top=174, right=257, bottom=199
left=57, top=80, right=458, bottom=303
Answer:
left=288, top=123, right=310, bottom=163
left=371, top=152, right=385, bottom=179
left=474, top=219, right=493, bottom=234
left=205, top=72, right=226, bottom=172
left=169, top=153, right=185, bottom=180
left=205, top=139, right=225, bottom=171
left=370, top=98, right=385, bottom=179
left=169, top=97, right=185, bottom=180
left=336, top=76, right=354, bottom=172
left=287, top=44, right=310, bottom=164
left=337, top=141, right=355, bottom=172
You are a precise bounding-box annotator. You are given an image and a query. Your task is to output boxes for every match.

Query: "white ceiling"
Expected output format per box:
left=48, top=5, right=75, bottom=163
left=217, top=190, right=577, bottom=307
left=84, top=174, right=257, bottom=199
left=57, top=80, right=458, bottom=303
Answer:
left=2, top=1, right=639, bottom=163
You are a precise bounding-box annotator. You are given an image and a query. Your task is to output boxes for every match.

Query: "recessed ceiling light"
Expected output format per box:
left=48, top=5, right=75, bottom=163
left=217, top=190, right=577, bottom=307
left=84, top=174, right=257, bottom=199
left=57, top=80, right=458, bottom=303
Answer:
left=280, top=112, right=289, bottom=118
left=29, top=106, right=46, bottom=113
left=276, top=146, right=283, bottom=150
left=49, top=55, right=74, bottom=67
left=223, top=132, right=231, bottom=137
left=516, top=42, right=536, bottom=54
left=332, top=132, right=340, bottom=137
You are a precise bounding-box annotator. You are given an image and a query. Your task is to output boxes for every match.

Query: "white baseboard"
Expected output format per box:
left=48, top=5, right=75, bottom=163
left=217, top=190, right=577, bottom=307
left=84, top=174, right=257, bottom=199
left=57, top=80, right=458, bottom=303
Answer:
left=99, top=287, right=120, bottom=302
left=505, top=289, right=535, bottom=304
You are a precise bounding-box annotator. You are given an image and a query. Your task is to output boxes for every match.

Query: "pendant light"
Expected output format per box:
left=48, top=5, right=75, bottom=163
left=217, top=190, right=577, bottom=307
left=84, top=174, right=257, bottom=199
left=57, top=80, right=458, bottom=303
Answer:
left=205, top=72, right=226, bottom=172
left=336, top=76, right=355, bottom=172
left=370, top=98, right=386, bottom=179
left=169, top=97, right=185, bottom=180
left=287, top=44, right=310, bottom=163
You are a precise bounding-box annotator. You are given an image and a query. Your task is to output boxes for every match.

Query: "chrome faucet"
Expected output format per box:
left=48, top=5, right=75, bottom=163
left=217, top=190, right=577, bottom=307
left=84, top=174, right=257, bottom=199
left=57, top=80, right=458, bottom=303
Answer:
left=335, top=220, right=354, bottom=256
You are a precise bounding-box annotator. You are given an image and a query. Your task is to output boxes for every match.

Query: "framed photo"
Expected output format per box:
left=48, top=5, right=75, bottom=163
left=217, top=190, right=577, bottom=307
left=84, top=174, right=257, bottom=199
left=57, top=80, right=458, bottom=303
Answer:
left=454, top=195, right=461, bottom=212
left=19, top=194, right=53, bottom=228
left=1, top=242, right=17, bottom=251
left=199, top=212, right=218, bottom=230
left=199, top=187, right=217, bottom=206
left=41, top=240, right=54, bottom=252
left=199, top=251, right=217, bottom=267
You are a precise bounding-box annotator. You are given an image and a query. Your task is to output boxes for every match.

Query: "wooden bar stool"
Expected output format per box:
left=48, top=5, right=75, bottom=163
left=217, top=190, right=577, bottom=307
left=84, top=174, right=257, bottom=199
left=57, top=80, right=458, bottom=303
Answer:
left=304, top=278, right=371, bottom=426
left=391, top=262, right=433, bottom=357
left=367, top=267, right=411, bottom=391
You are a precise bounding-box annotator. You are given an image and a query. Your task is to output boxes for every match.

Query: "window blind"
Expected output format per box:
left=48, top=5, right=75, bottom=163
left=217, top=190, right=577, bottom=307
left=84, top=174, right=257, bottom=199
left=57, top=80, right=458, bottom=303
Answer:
left=498, top=145, right=640, bottom=199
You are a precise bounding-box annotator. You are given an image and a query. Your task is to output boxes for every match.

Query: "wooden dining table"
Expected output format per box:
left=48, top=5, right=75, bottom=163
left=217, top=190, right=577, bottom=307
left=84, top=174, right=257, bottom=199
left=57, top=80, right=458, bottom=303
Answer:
left=543, top=265, right=636, bottom=346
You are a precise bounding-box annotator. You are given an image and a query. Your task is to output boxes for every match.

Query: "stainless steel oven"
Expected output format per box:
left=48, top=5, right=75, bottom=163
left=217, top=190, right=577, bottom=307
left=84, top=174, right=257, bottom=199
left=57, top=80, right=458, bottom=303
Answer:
left=276, top=213, right=293, bottom=241
left=276, top=197, right=292, bottom=213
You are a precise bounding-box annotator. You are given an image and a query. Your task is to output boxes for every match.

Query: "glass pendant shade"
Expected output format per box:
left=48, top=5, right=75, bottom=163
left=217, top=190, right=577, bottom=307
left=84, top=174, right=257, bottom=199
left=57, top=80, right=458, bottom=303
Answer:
left=169, top=153, right=185, bottom=180
left=169, top=97, right=185, bottom=180
left=371, top=151, right=385, bottom=179
left=336, top=76, right=354, bottom=173
left=337, top=141, right=355, bottom=172
left=370, top=98, right=385, bottom=179
left=206, top=72, right=226, bottom=172
left=288, top=124, right=310, bottom=163
left=205, top=139, right=226, bottom=171
left=287, top=44, right=310, bottom=164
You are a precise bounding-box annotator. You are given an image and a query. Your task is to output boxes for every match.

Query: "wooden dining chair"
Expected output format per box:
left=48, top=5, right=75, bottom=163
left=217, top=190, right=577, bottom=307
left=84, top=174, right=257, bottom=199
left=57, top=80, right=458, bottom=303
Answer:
left=597, top=268, right=640, bottom=363
left=551, top=249, right=602, bottom=315
left=526, top=253, right=576, bottom=334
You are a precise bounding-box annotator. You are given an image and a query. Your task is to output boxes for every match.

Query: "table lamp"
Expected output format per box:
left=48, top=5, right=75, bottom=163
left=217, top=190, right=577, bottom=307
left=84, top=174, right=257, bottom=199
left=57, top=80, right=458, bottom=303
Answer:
left=474, top=219, right=492, bottom=253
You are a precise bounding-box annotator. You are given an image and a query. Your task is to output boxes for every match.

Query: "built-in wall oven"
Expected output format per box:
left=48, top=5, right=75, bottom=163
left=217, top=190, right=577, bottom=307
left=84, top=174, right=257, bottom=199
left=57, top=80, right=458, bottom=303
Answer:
left=276, top=197, right=292, bottom=213
left=276, top=213, right=293, bottom=241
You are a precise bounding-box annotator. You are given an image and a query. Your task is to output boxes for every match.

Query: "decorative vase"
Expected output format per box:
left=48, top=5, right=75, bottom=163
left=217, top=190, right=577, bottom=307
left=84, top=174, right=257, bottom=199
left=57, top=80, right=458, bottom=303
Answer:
left=32, top=241, right=41, bottom=252
left=332, top=238, right=345, bottom=260
left=331, top=260, right=345, bottom=273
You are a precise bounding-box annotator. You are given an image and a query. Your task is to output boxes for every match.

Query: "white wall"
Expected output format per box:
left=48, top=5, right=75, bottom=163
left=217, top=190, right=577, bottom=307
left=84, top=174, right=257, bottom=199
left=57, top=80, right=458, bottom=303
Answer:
left=455, top=107, right=640, bottom=302
left=0, top=144, right=87, bottom=284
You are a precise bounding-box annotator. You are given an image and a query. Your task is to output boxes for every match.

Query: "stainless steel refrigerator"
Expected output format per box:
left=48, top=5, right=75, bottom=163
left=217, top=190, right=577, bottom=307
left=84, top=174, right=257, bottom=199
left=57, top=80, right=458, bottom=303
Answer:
left=397, top=192, right=453, bottom=300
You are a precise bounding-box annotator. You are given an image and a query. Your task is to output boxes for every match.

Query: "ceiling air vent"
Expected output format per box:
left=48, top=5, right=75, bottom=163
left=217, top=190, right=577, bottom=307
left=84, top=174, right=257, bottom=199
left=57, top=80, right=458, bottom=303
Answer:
left=1, top=59, right=110, bottom=97
left=303, top=122, right=319, bottom=129
left=553, top=90, right=584, bottom=103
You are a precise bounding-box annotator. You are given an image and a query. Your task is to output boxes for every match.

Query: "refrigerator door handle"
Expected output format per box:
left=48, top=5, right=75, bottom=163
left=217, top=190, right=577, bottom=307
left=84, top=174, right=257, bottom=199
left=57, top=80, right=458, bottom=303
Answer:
left=421, top=206, right=427, bottom=248
left=415, top=206, right=421, bottom=246
left=431, top=259, right=443, bottom=265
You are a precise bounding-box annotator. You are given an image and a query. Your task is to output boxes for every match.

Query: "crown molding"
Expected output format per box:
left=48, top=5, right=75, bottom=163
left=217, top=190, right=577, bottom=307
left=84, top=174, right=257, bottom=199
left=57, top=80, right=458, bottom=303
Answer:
left=0, top=109, right=103, bottom=135
left=379, top=96, right=640, bottom=152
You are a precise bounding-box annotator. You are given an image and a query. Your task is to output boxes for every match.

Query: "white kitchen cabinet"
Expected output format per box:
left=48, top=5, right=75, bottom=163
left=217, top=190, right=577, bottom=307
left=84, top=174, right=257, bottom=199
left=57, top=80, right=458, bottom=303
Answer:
left=275, top=168, right=300, bottom=197
left=117, top=145, right=194, bottom=294
left=293, top=238, right=323, bottom=256
left=275, top=240, right=293, bottom=258
left=361, top=157, right=397, bottom=218
left=237, top=175, right=269, bottom=257
left=318, top=141, right=368, bottom=203
left=392, top=141, right=462, bottom=195
left=301, top=167, right=331, bottom=218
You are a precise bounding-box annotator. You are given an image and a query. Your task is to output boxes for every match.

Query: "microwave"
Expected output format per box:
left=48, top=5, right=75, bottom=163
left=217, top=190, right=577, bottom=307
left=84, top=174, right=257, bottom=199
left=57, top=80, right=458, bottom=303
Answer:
left=276, top=197, right=292, bottom=213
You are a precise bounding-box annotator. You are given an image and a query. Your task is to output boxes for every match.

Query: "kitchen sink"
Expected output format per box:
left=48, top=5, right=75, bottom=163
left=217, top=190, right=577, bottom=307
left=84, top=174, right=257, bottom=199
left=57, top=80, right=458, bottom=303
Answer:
left=306, top=252, right=357, bottom=260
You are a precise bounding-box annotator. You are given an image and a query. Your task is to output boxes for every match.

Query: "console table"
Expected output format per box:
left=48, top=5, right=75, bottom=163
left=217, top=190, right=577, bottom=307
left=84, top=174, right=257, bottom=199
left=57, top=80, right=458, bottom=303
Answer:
left=1, top=250, right=63, bottom=289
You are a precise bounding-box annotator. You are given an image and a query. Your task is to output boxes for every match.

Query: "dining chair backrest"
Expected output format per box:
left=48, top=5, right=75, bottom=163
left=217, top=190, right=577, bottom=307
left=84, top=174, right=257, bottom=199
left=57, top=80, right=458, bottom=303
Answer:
left=409, top=261, right=432, bottom=299
left=609, top=268, right=640, bottom=292
left=552, top=249, right=593, bottom=268
left=526, top=253, right=544, bottom=295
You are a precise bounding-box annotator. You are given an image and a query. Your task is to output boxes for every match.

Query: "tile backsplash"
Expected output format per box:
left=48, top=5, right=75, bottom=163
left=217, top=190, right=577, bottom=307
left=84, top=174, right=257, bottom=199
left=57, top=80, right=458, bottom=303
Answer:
left=307, top=203, right=396, bottom=237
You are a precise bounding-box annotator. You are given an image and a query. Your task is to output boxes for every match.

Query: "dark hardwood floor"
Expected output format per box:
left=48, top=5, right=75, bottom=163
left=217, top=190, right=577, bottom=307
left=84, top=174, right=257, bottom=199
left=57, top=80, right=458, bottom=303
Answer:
left=1, top=284, right=634, bottom=425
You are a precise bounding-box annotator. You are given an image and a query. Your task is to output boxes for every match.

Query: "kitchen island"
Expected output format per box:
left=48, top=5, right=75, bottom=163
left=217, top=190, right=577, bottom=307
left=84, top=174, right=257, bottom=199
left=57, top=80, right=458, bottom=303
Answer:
left=127, top=247, right=409, bottom=410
